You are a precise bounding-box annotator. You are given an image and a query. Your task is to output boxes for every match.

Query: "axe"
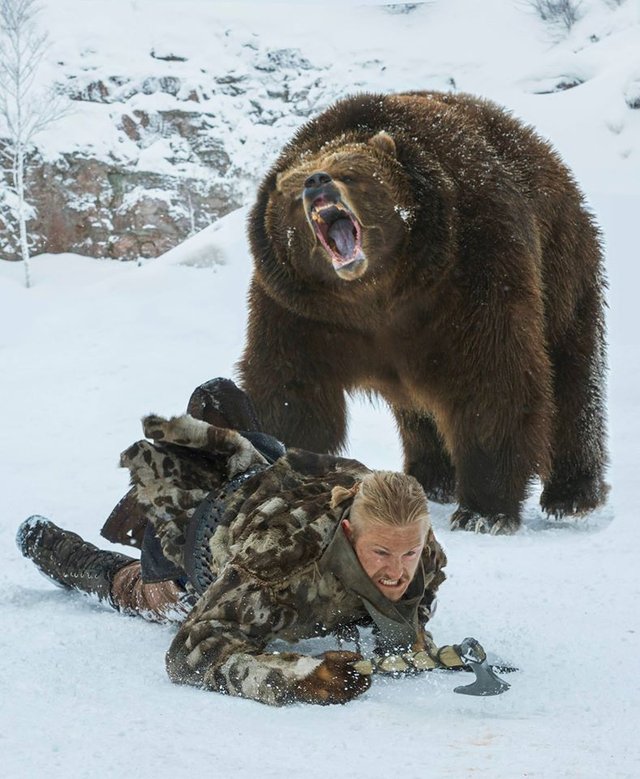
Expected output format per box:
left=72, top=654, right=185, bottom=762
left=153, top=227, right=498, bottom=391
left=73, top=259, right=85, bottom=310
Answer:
left=352, top=636, right=512, bottom=697
left=452, top=637, right=511, bottom=696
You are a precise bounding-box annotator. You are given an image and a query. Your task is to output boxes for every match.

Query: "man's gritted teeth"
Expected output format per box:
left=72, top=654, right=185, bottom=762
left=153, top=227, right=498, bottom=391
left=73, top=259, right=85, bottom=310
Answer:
left=306, top=196, right=366, bottom=275
left=376, top=574, right=410, bottom=593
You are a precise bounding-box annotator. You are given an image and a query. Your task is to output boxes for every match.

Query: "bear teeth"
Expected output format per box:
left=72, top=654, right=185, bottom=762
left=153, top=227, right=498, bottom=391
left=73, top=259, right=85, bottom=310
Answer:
left=312, top=204, right=345, bottom=225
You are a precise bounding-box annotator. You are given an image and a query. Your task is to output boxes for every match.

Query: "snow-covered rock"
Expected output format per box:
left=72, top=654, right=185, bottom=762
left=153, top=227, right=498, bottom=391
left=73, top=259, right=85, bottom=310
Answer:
left=1, top=0, right=638, bottom=260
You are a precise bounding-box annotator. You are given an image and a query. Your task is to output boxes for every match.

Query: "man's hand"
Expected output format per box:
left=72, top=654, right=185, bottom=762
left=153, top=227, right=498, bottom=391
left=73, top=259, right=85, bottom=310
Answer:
left=294, top=651, right=371, bottom=705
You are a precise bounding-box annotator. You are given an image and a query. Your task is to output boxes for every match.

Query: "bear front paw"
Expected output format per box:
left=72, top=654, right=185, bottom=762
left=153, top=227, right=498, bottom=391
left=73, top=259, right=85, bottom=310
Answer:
left=450, top=507, right=519, bottom=535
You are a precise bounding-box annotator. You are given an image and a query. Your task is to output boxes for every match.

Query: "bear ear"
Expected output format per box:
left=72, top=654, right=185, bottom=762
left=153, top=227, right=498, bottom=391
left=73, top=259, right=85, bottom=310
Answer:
left=369, top=130, right=396, bottom=157
left=275, top=170, right=288, bottom=193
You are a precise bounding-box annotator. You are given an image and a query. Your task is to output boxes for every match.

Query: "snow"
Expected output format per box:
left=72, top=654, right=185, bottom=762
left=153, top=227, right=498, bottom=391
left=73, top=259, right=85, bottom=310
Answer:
left=1, top=1, right=640, bottom=777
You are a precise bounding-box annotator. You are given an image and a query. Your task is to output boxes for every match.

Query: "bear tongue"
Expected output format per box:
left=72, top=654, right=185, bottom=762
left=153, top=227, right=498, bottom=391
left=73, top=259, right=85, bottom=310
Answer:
left=328, top=218, right=356, bottom=259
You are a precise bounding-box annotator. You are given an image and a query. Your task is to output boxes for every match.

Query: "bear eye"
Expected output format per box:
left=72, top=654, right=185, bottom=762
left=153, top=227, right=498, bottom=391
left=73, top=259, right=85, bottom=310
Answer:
left=340, top=175, right=356, bottom=184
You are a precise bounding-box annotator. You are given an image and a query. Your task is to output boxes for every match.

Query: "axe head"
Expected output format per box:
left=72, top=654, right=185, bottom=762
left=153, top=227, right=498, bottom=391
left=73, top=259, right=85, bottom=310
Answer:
left=453, top=637, right=511, bottom=697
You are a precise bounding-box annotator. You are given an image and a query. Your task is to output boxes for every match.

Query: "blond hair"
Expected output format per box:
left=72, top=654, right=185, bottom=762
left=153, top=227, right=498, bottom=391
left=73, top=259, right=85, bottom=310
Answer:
left=332, top=470, right=429, bottom=537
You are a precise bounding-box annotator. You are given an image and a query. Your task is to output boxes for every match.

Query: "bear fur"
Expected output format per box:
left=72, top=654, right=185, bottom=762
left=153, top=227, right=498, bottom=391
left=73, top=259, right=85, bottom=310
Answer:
left=239, top=91, right=608, bottom=534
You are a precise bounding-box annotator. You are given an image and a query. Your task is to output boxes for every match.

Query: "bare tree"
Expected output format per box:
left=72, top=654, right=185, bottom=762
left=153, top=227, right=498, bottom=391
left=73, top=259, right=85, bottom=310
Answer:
left=0, top=0, right=67, bottom=287
left=528, top=0, right=583, bottom=35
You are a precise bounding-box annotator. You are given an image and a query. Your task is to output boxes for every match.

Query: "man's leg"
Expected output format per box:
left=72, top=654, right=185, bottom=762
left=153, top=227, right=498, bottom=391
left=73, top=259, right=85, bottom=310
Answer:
left=187, top=377, right=286, bottom=463
left=187, top=377, right=261, bottom=430
left=17, top=516, right=190, bottom=623
left=110, top=562, right=191, bottom=623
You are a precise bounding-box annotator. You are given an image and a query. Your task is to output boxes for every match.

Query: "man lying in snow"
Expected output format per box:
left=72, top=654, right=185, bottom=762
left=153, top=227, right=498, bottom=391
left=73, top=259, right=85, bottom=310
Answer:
left=17, top=379, right=496, bottom=706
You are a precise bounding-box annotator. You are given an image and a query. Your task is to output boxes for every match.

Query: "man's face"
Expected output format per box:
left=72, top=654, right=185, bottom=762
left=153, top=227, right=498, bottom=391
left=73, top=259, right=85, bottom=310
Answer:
left=343, top=518, right=427, bottom=602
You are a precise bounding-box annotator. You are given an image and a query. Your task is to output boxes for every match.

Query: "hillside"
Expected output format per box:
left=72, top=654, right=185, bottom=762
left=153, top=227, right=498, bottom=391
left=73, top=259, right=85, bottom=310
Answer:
left=0, top=0, right=638, bottom=259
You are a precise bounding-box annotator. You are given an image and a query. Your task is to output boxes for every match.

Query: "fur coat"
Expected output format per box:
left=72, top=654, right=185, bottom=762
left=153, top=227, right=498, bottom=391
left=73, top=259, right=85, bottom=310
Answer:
left=103, top=413, right=447, bottom=705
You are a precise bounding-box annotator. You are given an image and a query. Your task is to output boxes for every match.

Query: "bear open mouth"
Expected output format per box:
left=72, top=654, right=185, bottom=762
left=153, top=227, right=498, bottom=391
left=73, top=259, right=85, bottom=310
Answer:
left=310, top=202, right=364, bottom=270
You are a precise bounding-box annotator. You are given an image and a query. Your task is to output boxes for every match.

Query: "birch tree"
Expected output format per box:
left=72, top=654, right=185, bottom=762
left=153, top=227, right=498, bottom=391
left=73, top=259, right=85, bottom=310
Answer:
left=0, top=0, right=67, bottom=287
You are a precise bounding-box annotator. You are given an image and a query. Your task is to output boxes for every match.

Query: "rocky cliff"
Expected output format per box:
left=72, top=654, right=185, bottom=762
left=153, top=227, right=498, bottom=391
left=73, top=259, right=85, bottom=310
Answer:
left=0, top=34, right=338, bottom=260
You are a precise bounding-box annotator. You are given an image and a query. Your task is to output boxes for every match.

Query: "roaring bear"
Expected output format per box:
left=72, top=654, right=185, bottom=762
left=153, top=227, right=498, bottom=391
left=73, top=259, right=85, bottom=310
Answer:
left=238, top=91, right=608, bottom=534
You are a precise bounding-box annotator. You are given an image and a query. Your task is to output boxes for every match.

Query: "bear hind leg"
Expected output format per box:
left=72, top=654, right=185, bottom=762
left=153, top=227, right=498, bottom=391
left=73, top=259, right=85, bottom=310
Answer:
left=541, top=291, right=609, bottom=518
left=393, top=408, right=456, bottom=503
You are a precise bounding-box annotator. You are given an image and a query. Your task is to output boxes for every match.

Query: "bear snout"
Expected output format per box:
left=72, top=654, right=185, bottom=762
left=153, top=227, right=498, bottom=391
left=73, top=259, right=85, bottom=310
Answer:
left=303, top=171, right=332, bottom=189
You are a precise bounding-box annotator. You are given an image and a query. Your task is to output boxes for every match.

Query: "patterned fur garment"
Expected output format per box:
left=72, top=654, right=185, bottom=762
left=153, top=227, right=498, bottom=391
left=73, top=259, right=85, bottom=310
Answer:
left=107, top=414, right=447, bottom=705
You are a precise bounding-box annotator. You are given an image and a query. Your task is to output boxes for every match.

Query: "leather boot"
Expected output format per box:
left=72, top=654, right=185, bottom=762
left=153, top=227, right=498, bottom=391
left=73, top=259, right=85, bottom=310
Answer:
left=187, top=377, right=285, bottom=463
left=17, top=515, right=135, bottom=606
left=187, top=377, right=261, bottom=430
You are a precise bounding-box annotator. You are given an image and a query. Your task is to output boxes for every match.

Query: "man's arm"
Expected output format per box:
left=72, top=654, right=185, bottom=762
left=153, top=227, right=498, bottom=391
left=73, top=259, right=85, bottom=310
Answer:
left=165, top=566, right=370, bottom=706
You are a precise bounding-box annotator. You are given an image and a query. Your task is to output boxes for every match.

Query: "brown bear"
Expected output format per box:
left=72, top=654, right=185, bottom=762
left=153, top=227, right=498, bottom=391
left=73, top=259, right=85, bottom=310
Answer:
left=238, top=91, right=608, bottom=534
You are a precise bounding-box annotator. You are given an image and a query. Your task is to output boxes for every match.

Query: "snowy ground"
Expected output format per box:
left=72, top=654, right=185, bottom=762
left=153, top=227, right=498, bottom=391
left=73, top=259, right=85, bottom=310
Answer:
left=2, top=2, right=640, bottom=778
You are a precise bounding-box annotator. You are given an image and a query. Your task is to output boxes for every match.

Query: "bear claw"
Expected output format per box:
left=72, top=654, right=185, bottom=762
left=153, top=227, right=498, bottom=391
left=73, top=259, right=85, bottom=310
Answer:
left=450, top=508, right=519, bottom=535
